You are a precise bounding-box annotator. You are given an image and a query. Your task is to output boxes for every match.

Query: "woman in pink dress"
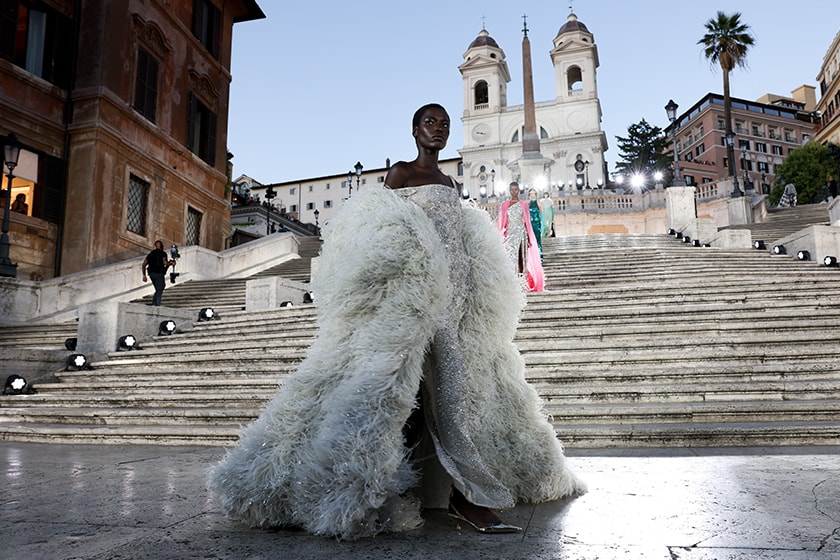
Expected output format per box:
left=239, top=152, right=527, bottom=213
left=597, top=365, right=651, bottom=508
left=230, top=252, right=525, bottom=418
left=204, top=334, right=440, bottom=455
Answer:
left=497, top=182, right=545, bottom=292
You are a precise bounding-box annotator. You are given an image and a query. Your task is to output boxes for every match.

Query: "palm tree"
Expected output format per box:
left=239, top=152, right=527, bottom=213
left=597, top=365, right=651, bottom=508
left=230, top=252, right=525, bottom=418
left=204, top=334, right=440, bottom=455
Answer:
left=698, top=12, right=755, bottom=196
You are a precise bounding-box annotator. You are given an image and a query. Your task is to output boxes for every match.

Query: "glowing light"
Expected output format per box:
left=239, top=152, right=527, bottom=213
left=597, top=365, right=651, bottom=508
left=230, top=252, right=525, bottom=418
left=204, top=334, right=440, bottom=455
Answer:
left=533, top=175, right=548, bottom=191
left=654, top=171, right=664, bottom=182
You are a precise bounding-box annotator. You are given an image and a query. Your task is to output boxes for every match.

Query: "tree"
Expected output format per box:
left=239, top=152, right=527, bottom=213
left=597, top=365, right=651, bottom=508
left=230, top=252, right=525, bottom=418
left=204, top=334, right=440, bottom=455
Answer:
left=698, top=12, right=755, bottom=192
left=769, top=142, right=836, bottom=205
left=614, top=119, right=672, bottom=182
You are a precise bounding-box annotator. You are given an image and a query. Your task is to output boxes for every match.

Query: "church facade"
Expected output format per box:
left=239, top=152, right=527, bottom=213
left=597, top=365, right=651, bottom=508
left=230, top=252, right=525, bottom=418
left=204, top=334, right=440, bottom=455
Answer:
left=458, top=13, right=608, bottom=200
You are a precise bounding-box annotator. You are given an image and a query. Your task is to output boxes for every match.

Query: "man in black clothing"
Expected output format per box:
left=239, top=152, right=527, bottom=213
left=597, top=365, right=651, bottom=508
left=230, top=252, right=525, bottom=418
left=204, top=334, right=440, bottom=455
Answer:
left=142, top=240, right=173, bottom=306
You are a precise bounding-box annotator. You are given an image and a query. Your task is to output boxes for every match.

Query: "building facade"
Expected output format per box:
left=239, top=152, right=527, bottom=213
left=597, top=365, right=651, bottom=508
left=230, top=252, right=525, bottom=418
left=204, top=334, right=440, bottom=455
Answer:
left=667, top=90, right=817, bottom=193
left=458, top=13, right=608, bottom=200
left=236, top=158, right=464, bottom=233
left=814, top=30, right=840, bottom=147
left=0, top=0, right=263, bottom=279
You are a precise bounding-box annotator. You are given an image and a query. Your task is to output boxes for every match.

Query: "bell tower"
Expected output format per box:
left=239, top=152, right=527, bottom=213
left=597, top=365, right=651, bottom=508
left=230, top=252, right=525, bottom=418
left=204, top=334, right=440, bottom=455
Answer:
left=459, top=27, right=509, bottom=117
left=547, top=12, right=608, bottom=190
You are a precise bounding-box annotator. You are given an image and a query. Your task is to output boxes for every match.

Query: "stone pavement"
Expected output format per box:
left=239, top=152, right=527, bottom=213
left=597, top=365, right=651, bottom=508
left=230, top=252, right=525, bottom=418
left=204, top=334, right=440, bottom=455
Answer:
left=2, top=443, right=838, bottom=560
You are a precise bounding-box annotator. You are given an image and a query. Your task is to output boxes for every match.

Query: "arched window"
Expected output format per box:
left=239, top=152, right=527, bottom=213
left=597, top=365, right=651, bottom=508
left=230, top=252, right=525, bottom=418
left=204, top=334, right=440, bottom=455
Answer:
left=474, top=80, right=489, bottom=107
left=540, top=126, right=549, bottom=139
left=567, top=66, right=583, bottom=94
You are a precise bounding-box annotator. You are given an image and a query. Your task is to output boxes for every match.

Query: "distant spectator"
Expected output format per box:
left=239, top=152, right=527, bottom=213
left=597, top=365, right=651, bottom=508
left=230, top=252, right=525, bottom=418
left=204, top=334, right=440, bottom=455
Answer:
left=11, top=193, right=28, bottom=214
left=829, top=176, right=838, bottom=199
left=142, top=240, right=174, bottom=306
left=779, top=183, right=797, bottom=207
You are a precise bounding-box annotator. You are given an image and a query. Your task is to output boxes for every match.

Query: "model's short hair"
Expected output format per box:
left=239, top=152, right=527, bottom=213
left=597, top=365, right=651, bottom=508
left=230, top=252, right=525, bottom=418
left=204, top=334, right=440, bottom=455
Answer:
left=412, top=103, right=448, bottom=128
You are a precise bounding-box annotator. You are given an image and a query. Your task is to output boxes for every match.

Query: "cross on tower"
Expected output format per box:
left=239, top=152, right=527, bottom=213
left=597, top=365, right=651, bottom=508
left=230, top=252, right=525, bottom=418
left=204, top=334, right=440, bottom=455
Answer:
left=522, top=14, right=528, bottom=37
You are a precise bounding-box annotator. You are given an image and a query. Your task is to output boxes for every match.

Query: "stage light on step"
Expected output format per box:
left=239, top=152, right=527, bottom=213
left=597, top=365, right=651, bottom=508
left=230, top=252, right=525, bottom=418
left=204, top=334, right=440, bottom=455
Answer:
left=796, top=250, right=811, bottom=261
left=66, top=354, right=89, bottom=371
left=3, top=374, right=32, bottom=395
left=198, top=308, right=218, bottom=321
left=681, top=235, right=691, bottom=243
left=674, top=231, right=683, bottom=239
left=667, top=228, right=676, bottom=235
left=753, top=240, right=766, bottom=250
left=773, top=245, right=786, bottom=255
left=65, top=337, right=77, bottom=351
left=280, top=301, right=294, bottom=307
left=823, top=256, right=838, bottom=267
left=159, top=320, right=177, bottom=335
left=117, top=334, right=138, bottom=351
left=692, top=239, right=701, bottom=247
left=303, top=291, right=314, bottom=304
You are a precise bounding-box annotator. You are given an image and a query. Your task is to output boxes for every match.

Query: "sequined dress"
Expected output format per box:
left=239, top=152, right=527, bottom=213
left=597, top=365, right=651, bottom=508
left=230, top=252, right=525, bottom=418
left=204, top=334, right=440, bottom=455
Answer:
left=396, top=184, right=513, bottom=507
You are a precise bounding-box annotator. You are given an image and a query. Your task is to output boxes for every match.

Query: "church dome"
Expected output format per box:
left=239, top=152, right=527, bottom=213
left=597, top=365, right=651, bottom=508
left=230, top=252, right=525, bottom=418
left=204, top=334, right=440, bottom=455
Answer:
left=556, top=12, right=590, bottom=36
left=468, top=28, right=500, bottom=50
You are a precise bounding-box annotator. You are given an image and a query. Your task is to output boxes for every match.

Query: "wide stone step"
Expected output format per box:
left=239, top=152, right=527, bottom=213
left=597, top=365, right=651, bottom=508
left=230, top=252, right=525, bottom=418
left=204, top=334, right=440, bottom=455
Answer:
left=0, top=423, right=241, bottom=445
left=537, top=379, right=840, bottom=404
left=545, top=400, right=840, bottom=424
left=0, top=406, right=262, bottom=425
left=554, top=421, right=840, bottom=448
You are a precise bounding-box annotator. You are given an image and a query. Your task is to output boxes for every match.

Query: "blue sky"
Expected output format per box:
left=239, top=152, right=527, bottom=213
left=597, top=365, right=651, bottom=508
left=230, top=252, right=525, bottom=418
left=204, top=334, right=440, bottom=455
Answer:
left=227, top=1, right=838, bottom=184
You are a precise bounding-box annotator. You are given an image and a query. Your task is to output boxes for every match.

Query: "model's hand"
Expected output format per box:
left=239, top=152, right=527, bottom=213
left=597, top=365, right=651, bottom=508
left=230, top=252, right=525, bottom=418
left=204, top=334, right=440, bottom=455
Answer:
left=142, top=275, right=147, bottom=282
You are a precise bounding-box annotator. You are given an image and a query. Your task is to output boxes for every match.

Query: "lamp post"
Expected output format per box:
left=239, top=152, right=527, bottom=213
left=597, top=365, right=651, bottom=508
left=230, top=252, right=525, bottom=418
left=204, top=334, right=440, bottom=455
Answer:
left=725, top=132, right=742, bottom=197
left=347, top=161, right=363, bottom=197
left=584, top=160, right=590, bottom=188
left=741, top=144, right=751, bottom=191
left=490, top=168, right=495, bottom=197
left=264, top=186, right=276, bottom=235
left=354, top=161, right=363, bottom=191
left=665, top=99, right=685, bottom=187
left=0, top=133, right=22, bottom=278
left=313, top=209, right=319, bottom=229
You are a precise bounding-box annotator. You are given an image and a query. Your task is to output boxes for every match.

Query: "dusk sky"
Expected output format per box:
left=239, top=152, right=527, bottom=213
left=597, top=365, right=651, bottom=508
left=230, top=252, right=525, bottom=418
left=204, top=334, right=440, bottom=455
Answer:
left=226, top=1, right=838, bottom=184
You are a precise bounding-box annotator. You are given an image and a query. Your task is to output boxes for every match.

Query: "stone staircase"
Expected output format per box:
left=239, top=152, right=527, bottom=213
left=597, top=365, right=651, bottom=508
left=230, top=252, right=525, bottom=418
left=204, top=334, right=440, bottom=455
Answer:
left=722, top=201, right=830, bottom=244
left=130, top=236, right=323, bottom=311
left=2, top=210, right=840, bottom=448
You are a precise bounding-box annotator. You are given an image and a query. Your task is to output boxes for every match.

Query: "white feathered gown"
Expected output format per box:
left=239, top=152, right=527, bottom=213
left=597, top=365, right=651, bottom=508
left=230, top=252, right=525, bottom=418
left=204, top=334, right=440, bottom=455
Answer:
left=208, top=184, right=585, bottom=540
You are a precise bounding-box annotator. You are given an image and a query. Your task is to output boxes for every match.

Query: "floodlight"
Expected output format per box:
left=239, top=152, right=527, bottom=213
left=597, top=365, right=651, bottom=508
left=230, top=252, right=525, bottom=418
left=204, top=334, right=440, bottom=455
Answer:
left=753, top=240, right=766, bottom=250
left=117, top=334, right=138, bottom=351
left=66, top=354, right=89, bottom=371
left=796, top=250, right=811, bottom=261
left=198, top=308, right=217, bottom=321
left=159, top=320, right=177, bottom=335
left=823, top=256, right=838, bottom=267
left=773, top=245, right=786, bottom=255
left=65, top=337, right=77, bottom=351
left=3, top=374, right=28, bottom=394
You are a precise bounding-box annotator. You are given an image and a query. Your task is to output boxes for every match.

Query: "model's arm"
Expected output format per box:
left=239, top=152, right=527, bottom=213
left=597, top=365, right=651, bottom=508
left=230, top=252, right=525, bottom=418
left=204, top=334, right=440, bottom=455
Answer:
left=141, top=257, right=148, bottom=282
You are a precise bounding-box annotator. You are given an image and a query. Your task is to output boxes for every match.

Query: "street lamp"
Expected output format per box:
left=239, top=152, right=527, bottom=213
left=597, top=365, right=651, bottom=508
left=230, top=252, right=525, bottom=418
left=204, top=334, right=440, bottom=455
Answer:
left=313, top=208, right=319, bottom=228
left=0, top=133, right=22, bottom=278
left=665, top=99, right=685, bottom=187
left=584, top=160, right=590, bottom=188
left=264, top=186, right=276, bottom=235
left=490, top=168, right=495, bottom=197
left=725, top=132, right=742, bottom=197
left=347, top=161, right=363, bottom=196
left=741, top=144, right=751, bottom=191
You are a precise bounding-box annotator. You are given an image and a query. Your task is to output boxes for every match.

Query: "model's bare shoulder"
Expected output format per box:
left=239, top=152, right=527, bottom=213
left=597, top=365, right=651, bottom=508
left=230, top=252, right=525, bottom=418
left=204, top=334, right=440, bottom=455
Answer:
left=384, top=161, right=412, bottom=189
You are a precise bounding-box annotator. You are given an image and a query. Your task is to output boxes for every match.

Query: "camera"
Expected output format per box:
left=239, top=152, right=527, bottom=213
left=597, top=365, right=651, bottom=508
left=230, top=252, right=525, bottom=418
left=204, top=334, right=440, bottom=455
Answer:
left=169, top=244, right=181, bottom=284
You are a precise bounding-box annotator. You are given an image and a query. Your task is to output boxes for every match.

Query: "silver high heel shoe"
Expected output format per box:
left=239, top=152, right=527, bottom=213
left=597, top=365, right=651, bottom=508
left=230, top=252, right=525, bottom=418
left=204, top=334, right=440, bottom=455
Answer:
left=447, top=502, right=522, bottom=534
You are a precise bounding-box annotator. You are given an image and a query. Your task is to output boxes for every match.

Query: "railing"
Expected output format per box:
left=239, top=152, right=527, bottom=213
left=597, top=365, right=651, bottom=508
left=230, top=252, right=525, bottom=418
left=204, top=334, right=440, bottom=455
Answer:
left=479, top=189, right=668, bottom=216
left=231, top=205, right=317, bottom=237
